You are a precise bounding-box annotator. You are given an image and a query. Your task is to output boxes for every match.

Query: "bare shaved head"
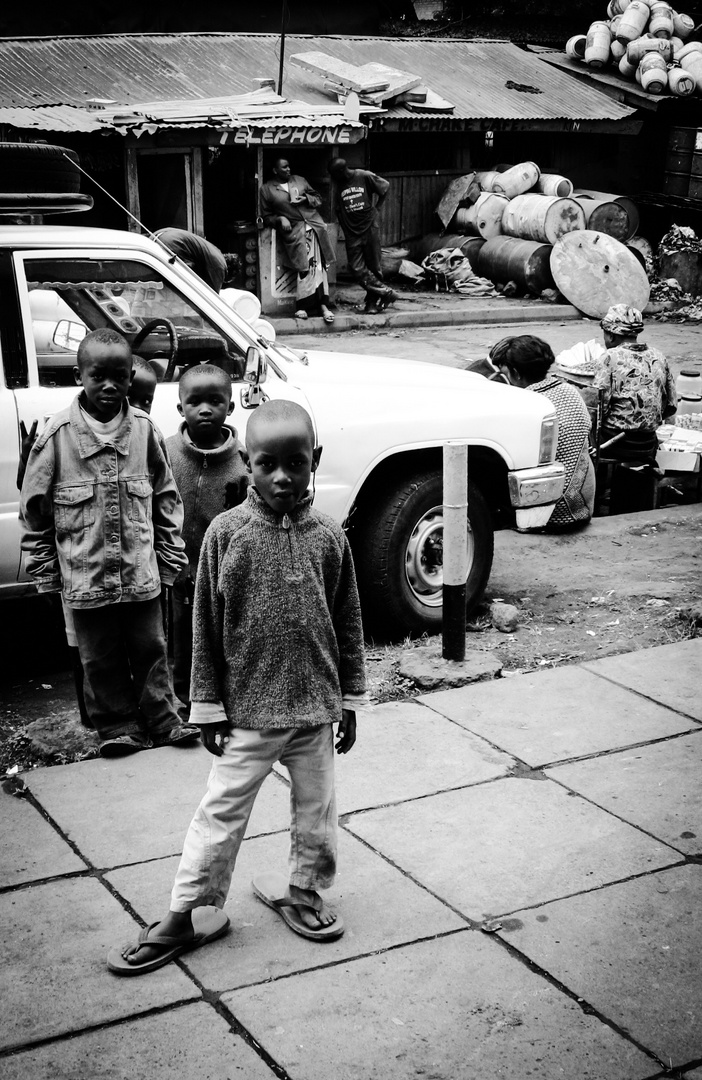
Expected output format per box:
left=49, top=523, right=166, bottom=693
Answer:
left=178, top=363, right=232, bottom=401
left=245, top=399, right=315, bottom=453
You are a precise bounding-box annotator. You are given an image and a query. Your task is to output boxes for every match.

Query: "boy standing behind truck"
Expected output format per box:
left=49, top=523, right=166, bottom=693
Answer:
left=166, top=364, right=249, bottom=716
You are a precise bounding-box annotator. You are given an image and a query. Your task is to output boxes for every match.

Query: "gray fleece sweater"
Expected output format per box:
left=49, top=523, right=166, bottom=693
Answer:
left=190, top=487, right=367, bottom=729
left=166, top=423, right=248, bottom=577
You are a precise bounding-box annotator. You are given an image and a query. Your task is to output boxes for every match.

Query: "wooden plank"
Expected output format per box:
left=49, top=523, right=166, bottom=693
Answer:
left=356, top=63, right=422, bottom=101
left=191, top=147, right=205, bottom=237
left=290, top=52, right=390, bottom=92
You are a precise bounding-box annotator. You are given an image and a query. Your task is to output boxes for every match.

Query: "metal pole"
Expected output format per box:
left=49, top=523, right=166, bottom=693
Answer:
left=442, top=441, right=468, bottom=661
left=277, top=1, right=286, bottom=95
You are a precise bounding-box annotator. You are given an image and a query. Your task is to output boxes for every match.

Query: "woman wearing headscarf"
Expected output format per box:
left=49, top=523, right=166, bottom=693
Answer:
left=592, top=305, right=677, bottom=512
left=259, top=158, right=336, bottom=323
left=491, top=335, right=596, bottom=529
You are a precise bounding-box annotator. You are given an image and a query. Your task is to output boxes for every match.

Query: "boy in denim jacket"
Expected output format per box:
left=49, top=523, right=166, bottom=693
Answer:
left=19, top=329, right=196, bottom=758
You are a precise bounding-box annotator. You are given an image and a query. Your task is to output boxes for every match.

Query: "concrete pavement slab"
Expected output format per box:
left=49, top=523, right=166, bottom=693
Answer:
left=278, top=702, right=514, bottom=814
left=0, top=1001, right=276, bottom=1079
left=420, top=666, right=696, bottom=766
left=106, top=827, right=465, bottom=993
left=547, top=731, right=702, bottom=856
left=0, top=876, right=198, bottom=1052
left=23, top=746, right=289, bottom=868
left=0, top=789, right=86, bottom=888
left=684, top=1070, right=702, bottom=1079
left=496, top=864, right=702, bottom=1068
left=346, top=777, right=679, bottom=919
left=223, top=933, right=655, bottom=1080
left=583, top=639, right=702, bottom=722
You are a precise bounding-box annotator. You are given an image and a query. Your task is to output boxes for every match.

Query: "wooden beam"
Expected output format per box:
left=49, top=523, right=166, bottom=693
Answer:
left=123, top=147, right=141, bottom=233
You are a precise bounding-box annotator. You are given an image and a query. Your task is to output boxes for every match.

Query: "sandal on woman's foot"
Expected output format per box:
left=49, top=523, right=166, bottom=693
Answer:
left=252, top=870, right=344, bottom=942
left=321, top=307, right=335, bottom=324
left=99, top=734, right=148, bottom=758
left=107, top=907, right=230, bottom=976
left=294, top=309, right=308, bottom=320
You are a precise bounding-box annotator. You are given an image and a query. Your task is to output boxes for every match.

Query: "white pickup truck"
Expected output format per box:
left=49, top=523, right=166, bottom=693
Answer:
left=0, top=225, right=564, bottom=637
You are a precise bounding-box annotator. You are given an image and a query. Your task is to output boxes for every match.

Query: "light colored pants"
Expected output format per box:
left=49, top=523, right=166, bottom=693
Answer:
left=171, top=724, right=337, bottom=912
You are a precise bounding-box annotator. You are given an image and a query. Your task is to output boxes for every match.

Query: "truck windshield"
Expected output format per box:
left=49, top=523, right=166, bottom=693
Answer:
left=25, top=257, right=245, bottom=386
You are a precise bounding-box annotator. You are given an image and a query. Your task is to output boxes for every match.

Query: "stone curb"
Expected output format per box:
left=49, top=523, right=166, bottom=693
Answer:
left=270, top=303, right=581, bottom=336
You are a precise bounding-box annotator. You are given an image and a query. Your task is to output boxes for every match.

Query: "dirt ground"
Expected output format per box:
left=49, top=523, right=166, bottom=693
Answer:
left=3, top=505, right=700, bottom=776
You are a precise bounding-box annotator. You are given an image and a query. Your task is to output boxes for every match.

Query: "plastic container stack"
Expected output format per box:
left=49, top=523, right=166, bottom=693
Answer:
left=565, top=0, right=700, bottom=97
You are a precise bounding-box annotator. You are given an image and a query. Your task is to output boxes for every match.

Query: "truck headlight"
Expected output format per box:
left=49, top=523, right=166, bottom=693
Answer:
left=538, top=415, right=558, bottom=464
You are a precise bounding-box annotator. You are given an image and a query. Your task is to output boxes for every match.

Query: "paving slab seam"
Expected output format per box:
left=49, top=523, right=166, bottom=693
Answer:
left=522, top=725, right=702, bottom=774
left=339, top=821, right=484, bottom=928
left=484, top=927, right=670, bottom=1075
left=0, top=995, right=208, bottom=1061
left=581, top=666, right=702, bottom=726
left=543, top=767, right=701, bottom=858
left=479, top=861, right=687, bottom=922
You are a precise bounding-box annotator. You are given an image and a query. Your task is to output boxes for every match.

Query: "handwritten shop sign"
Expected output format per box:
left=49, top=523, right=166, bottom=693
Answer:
left=224, top=125, right=364, bottom=146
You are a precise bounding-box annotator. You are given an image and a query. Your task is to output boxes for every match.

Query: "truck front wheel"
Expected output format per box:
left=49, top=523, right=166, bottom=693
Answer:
left=353, top=469, right=494, bottom=639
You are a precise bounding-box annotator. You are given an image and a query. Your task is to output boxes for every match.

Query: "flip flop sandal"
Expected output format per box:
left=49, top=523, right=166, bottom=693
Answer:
left=321, top=309, right=335, bottom=324
left=294, top=309, right=309, bottom=320
left=107, top=906, right=230, bottom=976
left=99, top=734, right=148, bottom=758
left=252, top=870, right=344, bottom=942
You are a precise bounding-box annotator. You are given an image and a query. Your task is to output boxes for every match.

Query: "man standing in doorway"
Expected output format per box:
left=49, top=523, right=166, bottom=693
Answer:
left=328, top=158, right=397, bottom=314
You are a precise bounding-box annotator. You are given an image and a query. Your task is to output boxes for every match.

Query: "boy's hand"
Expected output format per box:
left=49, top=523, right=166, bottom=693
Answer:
left=199, top=722, right=231, bottom=757
left=335, top=709, right=356, bottom=754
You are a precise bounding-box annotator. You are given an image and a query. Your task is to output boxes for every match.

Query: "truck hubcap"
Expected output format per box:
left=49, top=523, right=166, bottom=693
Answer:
left=404, top=506, right=474, bottom=609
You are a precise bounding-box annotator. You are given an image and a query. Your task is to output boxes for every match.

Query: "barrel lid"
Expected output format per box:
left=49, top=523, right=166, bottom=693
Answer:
left=680, top=369, right=701, bottom=376
left=550, top=230, right=650, bottom=318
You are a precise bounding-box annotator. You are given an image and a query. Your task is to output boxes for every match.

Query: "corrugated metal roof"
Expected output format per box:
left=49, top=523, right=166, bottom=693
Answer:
left=532, top=48, right=669, bottom=111
left=0, top=105, right=102, bottom=132
left=0, top=33, right=636, bottom=123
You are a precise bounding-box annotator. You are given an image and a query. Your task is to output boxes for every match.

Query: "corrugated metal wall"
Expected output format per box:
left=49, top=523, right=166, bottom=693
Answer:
left=381, top=170, right=463, bottom=244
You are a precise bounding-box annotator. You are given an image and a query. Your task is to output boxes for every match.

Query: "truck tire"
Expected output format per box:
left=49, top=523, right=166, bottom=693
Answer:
left=353, top=468, right=494, bottom=639
left=0, top=143, right=81, bottom=194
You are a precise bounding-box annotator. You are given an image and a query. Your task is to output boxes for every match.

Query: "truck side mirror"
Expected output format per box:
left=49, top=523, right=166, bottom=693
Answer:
left=241, top=345, right=268, bottom=408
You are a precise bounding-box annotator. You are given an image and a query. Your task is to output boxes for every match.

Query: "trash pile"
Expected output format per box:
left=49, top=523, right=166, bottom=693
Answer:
left=649, top=225, right=702, bottom=320
left=401, top=162, right=650, bottom=315
left=565, top=1, right=700, bottom=97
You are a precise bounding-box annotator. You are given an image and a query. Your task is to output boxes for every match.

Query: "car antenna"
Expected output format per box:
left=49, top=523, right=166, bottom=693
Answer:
left=61, top=152, right=179, bottom=265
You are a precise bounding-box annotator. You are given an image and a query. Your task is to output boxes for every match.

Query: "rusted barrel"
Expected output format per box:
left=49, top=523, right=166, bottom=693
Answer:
left=574, top=190, right=639, bottom=238
left=639, top=52, right=668, bottom=92
left=585, top=21, right=612, bottom=67
left=455, top=192, right=509, bottom=239
left=460, top=237, right=486, bottom=270
left=491, top=162, right=540, bottom=199
left=475, top=171, right=503, bottom=192
left=565, top=35, right=587, bottom=58
left=648, top=1, right=674, bottom=37
left=476, top=237, right=555, bottom=294
left=673, top=11, right=694, bottom=39
left=627, top=35, right=673, bottom=62
left=501, top=194, right=586, bottom=245
left=575, top=196, right=631, bottom=240
left=408, top=233, right=485, bottom=266
left=535, top=173, right=574, bottom=197
left=616, top=0, right=650, bottom=42
left=680, top=49, right=702, bottom=92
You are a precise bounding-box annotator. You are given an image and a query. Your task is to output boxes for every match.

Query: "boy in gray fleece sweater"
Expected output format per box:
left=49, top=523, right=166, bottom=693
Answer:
left=166, top=364, right=248, bottom=713
left=108, top=399, right=366, bottom=975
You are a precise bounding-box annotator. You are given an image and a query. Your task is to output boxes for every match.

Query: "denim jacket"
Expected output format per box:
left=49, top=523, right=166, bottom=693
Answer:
left=19, top=395, right=187, bottom=608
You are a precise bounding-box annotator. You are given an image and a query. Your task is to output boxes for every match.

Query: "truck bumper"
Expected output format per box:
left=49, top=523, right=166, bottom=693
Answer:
left=507, top=464, right=565, bottom=527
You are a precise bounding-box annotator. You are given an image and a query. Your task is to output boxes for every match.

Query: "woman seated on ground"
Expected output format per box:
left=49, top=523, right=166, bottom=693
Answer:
left=592, top=305, right=677, bottom=513
left=491, top=335, right=596, bottom=530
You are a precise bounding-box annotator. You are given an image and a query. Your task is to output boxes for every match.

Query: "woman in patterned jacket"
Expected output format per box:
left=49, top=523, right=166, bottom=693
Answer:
left=491, top=335, right=596, bottom=529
